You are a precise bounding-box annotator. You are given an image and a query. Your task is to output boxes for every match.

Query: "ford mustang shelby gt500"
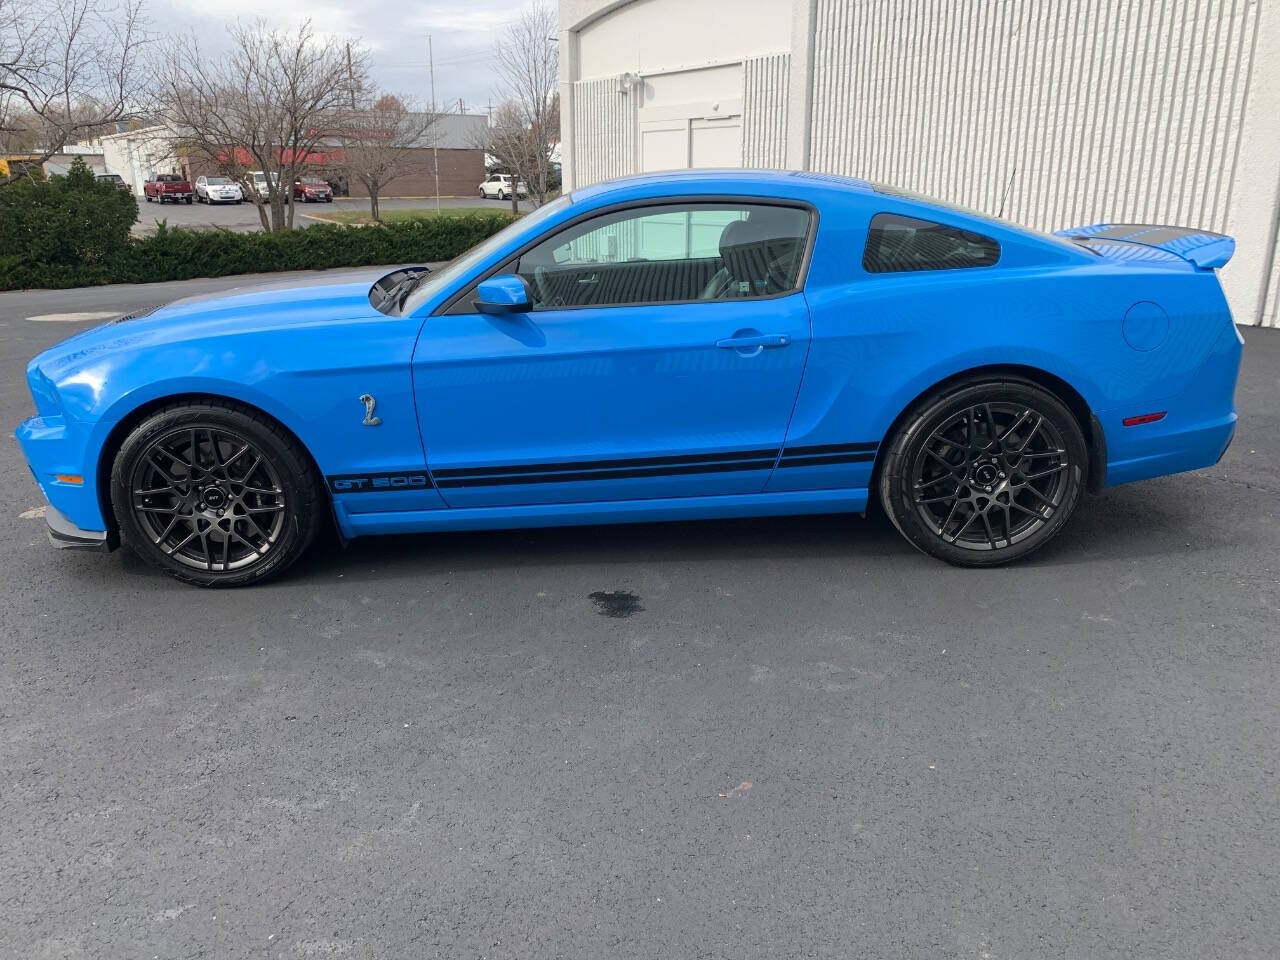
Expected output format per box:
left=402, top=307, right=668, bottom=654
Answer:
left=16, top=170, right=1241, bottom=586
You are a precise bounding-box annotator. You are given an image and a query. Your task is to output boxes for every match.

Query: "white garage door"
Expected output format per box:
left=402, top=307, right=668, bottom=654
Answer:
left=640, top=115, right=743, bottom=172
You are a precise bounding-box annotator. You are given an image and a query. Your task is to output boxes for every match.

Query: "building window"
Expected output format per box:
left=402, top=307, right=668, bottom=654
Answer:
left=862, top=212, right=1000, bottom=273
left=510, top=202, right=811, bottom=310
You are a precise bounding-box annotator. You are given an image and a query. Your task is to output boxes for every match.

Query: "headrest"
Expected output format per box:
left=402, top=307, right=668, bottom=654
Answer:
left=718, top=209, right=802, bottom=258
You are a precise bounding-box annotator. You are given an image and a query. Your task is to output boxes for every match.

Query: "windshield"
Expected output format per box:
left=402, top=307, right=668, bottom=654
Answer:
left=207, top=177, right=231, bottom=185
left=400, top=195, right=573, bottom=315
left=301, top=178, right=326, bottom=184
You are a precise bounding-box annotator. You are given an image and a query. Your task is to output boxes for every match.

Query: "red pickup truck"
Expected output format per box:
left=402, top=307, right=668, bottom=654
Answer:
left=144, top=173, right=193, bottom=204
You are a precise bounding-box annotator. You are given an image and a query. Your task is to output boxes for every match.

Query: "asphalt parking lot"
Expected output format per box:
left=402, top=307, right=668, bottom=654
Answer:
left=2, top=274, right=1278, bottom=959
left=132, top=195, right=532, bottom=233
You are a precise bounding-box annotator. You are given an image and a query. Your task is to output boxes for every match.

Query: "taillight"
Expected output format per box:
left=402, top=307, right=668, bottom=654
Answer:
left=1122, top=412, right=1167, bottom=427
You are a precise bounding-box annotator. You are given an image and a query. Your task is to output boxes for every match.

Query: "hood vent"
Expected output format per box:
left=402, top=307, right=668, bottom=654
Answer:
left=110, top=304, right=165, bottom=324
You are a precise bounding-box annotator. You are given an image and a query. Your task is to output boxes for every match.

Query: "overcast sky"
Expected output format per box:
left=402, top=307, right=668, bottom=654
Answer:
left=153, top=0, right=536, bottom=117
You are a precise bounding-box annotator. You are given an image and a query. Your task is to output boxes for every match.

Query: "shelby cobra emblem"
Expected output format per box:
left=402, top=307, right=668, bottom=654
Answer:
left=359, top=393, right=382, bottom=427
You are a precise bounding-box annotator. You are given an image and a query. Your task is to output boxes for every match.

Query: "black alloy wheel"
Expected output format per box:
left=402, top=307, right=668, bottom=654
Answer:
left=879, top=378, right=1087, bottom=566
left=111, top=401, right=322, bottom=586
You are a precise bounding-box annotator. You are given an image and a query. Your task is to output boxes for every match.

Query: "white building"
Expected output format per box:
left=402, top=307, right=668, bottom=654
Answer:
left=559, top=0, right=1280, bottom=327
left=87, top=126, right=180, bottom=196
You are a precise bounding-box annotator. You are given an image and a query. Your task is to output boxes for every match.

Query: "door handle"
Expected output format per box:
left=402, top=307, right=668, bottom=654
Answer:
left=576, top=274, right=599, bottom=285
left=716, top=333, right=792, bottom=350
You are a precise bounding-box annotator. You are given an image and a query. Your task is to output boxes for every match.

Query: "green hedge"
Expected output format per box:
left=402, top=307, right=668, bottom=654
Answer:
left=0, top=163, right=517, bottom=290
left=0, top=157, right=138, bottom=288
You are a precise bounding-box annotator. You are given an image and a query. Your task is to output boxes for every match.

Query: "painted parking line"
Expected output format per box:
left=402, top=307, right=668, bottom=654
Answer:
left=27, top=311, right=118, bottom=323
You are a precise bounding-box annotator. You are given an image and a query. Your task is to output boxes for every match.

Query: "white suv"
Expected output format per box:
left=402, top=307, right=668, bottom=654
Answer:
left=479, top=173, right=528, bottom=200
left=194, top=176, right=244, bottom=204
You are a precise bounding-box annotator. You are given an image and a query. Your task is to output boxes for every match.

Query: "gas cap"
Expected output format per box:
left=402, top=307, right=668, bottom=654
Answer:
left=1122, top=301, right=1169, bottom=352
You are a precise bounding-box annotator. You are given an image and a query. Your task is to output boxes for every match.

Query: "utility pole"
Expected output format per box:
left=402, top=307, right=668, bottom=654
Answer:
left=429, top=34, right=441, bottom=213
left=345, top=42, right=357, bottom=109
left=343, top=42, right=356, bottom=201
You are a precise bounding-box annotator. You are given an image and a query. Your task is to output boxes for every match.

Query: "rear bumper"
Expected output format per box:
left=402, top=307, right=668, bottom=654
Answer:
left=1100, top=323, right=1242, bottom=487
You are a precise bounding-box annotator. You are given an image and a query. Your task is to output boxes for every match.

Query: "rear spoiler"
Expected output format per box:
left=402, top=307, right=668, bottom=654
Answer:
left=1053, top=223, right=1235, bottom=270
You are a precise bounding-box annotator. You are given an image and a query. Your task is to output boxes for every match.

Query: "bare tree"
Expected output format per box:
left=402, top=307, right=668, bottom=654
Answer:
left=339, top=93, right=440, bottom=222
left=152, top=21, right=365, bottom=232
left=0, top=0, right=149, bottom=181
left=476, top=100, right=535, bottom=215
left=485, top=1, right=558, bottom=209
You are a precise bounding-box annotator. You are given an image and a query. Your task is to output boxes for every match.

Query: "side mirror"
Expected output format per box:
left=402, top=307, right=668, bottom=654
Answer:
left=475, top=274, right=533, bottom=315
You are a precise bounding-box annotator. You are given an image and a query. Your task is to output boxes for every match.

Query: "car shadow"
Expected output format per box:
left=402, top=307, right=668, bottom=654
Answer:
left=292, top=507, right=914, bottom=583
left=282, top=475, right=1257, bottom=586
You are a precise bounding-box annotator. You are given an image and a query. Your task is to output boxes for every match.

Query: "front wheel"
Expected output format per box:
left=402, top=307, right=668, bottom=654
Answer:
left=111, top=401, right=324, bottom=587
left=879, top=378, right=1087, bottom=566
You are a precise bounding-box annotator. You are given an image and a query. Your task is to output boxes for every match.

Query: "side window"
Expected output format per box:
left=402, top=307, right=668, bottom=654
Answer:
left=862, top=212, right=999, bottom=273
left=512, top=202, right=810, bottom=310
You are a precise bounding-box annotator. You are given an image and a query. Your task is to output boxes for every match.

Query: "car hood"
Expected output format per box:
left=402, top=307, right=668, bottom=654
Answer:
left=31, top=267, right=392, bottom=382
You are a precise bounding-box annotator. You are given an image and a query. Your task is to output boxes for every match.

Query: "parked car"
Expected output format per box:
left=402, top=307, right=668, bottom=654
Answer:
left=143, top=173, right=193, bottom=204
left=248, top=170, right=285, bottom=201
left=194, top=176, right=243, bottom=204
left=95, top=173, right=130, bottom=192
left=479, top=173, right=527, bottom=200
left=15, top=170, right=1243, bottom=586
left=293, top=177, right=333, bottom=202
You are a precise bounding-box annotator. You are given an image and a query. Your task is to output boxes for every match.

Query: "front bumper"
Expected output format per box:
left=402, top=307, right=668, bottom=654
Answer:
left=16, top=414, right=110, bottom=533
left=45, top=504, right=115, bottom=551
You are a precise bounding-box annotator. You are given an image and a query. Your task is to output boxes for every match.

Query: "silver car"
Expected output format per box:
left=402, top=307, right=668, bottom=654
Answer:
left=194, top=176, right=244, bottom=205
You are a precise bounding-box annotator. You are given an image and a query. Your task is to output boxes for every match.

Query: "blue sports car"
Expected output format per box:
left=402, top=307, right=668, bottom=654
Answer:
left=16, top=170, right=1242, bottom=586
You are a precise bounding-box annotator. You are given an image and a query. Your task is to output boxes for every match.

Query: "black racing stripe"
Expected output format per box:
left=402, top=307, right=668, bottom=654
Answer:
left=778, top=452, right=876, bottom=468
left=434, top=448, right=780, bottom=479
left=780, top=441, right=879, bottom=457
left=436, top=457, right=778, bottom=488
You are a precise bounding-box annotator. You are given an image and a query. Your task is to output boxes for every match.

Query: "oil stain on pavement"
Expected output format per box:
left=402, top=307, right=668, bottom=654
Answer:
left=588, top=590, right=643, bottom=618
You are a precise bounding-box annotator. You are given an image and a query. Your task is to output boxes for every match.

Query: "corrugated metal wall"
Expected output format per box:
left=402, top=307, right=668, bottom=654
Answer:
left=810, top=0, right=1263, bottom=235
left=571, top=77, right=638, bottom=187
left=743, top=53, right=791, bottom=168
left=1265, top=227, right=1280, bottom=326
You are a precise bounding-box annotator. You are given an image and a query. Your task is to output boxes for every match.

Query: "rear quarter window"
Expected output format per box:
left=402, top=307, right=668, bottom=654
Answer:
left=863, top=213, right=1000, bottom=273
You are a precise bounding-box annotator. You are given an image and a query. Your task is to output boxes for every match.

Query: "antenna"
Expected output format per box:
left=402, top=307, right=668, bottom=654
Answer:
left=997, top=166, right=1017, bottom=219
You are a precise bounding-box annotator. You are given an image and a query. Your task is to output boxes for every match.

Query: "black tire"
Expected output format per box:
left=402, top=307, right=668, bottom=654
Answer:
left=110, top=401, right=324, bottom=587
left=184, top=196, right=192, bottom=204
left=879, top=377, right=1087, bottom=567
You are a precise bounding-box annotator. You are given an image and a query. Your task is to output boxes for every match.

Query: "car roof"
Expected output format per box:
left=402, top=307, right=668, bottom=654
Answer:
left=570, top=168, right=875, bottom=204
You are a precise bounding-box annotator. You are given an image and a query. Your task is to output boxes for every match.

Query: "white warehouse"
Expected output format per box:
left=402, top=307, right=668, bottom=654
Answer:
left=558, top=0, right=1280, bottom=327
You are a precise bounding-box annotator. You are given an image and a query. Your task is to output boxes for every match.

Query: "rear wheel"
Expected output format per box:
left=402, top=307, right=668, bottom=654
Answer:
left=879, top=377, right=1087, bottom=566
left=111, top=401, right=323, bottom=587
